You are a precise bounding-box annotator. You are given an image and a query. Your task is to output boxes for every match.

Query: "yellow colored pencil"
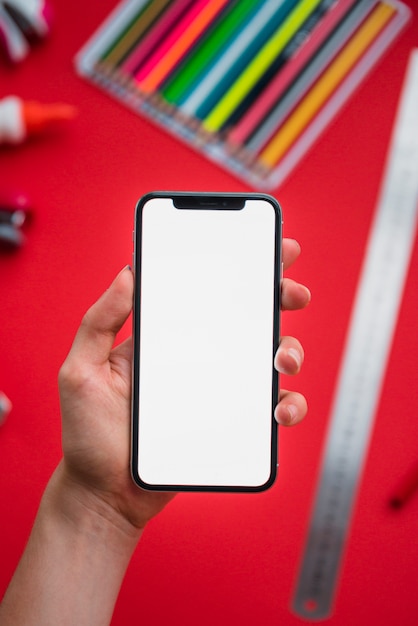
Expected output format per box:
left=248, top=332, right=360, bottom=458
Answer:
left=202, top=0, right=323, bottom=133
left=259, top=2, right=395, bottom=168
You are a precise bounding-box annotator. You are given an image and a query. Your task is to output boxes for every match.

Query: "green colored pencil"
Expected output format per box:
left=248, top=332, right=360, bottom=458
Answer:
left=203, top=0, right=322, bottom=132
left=161, top=0, right=260, bottom=105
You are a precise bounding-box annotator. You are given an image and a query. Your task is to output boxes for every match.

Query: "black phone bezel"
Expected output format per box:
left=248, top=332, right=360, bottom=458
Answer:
left=131, top=191, right=282, bottom=493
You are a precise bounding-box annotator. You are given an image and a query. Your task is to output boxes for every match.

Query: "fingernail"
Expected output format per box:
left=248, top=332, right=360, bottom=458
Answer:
left=275, top=403, right=298, bottom=425
left=286, top=404, right=298, bottom=424
left=117, top=265, right=131, bottom=276
left=287, top=348, right=302, bottom=369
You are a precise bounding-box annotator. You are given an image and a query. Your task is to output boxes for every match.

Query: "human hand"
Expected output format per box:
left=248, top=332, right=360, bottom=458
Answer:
left=57, top=238, right=310, bottom=531
left=57, top=264, right=173, bottom=532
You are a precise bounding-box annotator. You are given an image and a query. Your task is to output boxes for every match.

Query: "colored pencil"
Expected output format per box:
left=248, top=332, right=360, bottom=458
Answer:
left=120, top=0, right=195, bottom=76
left=161, top=0, right=262, bottom=106
left=100, top=0, right=170, bottom=71
left=222, top=0, right=337, bottom=133
left=259, top=1, right=396, bottom=167
left=245, top=0, right=377, bottom=155
left=136, top=0, right=229, bottom=93
left=202, top=0, right=323, bottom=133
left=75, top=0, right=411, bottom=188
left=227, top=0, right=358, bottom=145
left=179, top=0, right=300, bottom=120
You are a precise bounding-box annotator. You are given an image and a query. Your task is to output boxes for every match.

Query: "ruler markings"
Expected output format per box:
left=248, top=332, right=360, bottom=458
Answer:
left=292, top=48, right=418, bottom=620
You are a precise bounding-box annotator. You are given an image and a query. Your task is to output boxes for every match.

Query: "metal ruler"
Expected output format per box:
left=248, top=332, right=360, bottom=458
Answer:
left=292, top=48, right=418, bottom=620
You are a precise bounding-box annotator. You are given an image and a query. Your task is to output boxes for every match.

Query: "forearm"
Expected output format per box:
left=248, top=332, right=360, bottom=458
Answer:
left=0, top=462, right=142, bottom=626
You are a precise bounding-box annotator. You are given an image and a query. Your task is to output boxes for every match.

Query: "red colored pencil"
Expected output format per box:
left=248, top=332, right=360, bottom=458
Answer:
left=120, top=0, right=195, bottom=77
left=135, top=0, right=227, bottom=92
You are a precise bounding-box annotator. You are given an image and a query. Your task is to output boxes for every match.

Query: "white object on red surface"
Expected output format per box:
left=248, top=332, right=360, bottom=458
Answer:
left=0, top=391, right=12, bottom=424
left=0, top=0, right=52, bottom=62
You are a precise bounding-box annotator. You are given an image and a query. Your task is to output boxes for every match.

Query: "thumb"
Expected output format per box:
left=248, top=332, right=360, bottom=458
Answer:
left=68, top=266, right=133, bottom=366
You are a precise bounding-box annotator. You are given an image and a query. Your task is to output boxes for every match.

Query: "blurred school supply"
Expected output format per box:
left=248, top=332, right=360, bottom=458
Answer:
left=390, top=460, right=418, bottom=509
left=0, top=391, right=12, bottom=424
left=292, top=47, right=418, bottom=620
left=0, top=96, right=77, bottom=145
left=0, top=191, right=31, bottom=249
left=0, top=0, right=52, bottom=62
left=75, top=0, right=411, bottom=189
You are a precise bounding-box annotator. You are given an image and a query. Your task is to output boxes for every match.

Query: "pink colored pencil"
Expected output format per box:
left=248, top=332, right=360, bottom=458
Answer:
left=120, top=0, right=195, bottom=76
left=228, top=0, right=359, bottom=147
left=134, top=0, right=215, bottom=87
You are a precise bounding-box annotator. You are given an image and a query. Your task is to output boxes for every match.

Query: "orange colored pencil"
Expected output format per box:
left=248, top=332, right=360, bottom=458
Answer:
left=138, top=0, right=229, bottom=94
left=259, top=2, right=395, bottom=168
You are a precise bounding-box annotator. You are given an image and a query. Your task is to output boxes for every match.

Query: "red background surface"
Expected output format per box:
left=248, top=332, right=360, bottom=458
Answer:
left=1, top=2, right=417, bottom=624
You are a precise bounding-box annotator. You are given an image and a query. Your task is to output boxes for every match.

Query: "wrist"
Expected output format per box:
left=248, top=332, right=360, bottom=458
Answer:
left=44, top=461, right=144, bottom=550
left=0, top=462, right=143, bottom=625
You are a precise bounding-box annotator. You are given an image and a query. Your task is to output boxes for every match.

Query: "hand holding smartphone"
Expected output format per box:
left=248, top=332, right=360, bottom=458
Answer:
left=131, top=192, right=282, bottom=492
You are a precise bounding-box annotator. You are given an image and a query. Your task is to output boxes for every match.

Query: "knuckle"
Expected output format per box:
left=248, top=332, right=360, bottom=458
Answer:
left=58, top=359, right=95, bottom=395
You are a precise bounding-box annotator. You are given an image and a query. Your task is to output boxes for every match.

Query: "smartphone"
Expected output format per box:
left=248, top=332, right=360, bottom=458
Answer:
left=131, top=192, right=282, bottom=492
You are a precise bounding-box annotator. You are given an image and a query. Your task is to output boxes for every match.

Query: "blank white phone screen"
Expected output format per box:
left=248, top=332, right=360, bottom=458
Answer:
left=136, top=197, right=278, bottom=488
